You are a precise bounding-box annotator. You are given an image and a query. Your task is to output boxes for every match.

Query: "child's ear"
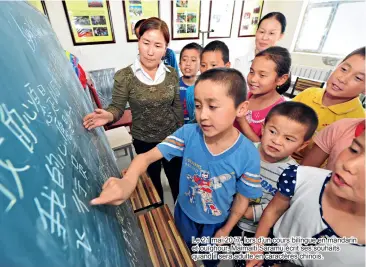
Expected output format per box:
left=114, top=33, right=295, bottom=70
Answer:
left=261, top=123, right=265, bottom=136
left=297, top=140, right=310, bottom=151
left=236, top=101, right=249, bottom=118
left=225, top=61, right=231, bottom=68
left=276, top=73, right=289, bottom=86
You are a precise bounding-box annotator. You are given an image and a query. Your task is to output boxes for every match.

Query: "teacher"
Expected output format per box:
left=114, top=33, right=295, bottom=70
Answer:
left=83, top=17, right=184, bottom=203
left=235, top=12, right=287, bottom=78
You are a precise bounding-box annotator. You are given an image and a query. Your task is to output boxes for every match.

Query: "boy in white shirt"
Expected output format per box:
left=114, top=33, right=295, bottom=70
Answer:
left=232, top=102, right=318, bottom=267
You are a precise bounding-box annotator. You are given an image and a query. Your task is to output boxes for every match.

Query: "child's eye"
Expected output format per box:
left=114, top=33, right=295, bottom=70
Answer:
left=212, top=65, right=217, bottom=67
left=143, top=42, right=149, bottom=45
left=349, top=146, right=359, bottom=154
left=285, top=137, right=294, bottom=142
left=341, top=67, right=347, bottom=72
left=355, top=76, right=363, bottom=82
left=260, top=74, right=265, bottom=78
left=209, top=106, right=217, bottom=110
left=269, top=129, right=276, bottom=135
left=195, top=104, right=201, bottom=109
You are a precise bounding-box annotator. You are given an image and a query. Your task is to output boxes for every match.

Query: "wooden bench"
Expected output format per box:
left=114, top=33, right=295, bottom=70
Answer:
left=285, top=77, right=325, bottom=98
left=138, top=205, right=195, bottom=267
left=130, top=172, right=162, bottom=213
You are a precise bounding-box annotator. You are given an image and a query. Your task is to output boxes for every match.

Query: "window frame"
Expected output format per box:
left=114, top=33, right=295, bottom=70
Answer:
left=294, top=0, right=363, bottom=55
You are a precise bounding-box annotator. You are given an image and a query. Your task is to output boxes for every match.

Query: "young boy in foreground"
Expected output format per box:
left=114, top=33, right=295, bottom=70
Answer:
left=91, top=68, right=262, bottom=267
left=232, top=102, right=319, bottom=267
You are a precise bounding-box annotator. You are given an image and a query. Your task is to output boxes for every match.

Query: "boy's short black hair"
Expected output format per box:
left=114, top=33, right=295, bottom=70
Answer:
left=180, top=42, right=203, bottom=62
left=195, top=68, right=246, bottom=108
left=265, top=102, right=318, bottom=141
left=201, top=41, right=229, bottom=64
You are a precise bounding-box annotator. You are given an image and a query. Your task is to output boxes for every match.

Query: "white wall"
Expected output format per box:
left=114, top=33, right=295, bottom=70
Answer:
left=45, top=0, right=333, bottom=72
left=262, top=0, right=335, bottom=70
left=45, top=0, right=255, bottom=72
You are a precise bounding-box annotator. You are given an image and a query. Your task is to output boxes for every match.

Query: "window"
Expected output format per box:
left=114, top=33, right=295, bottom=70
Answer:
left=294, top=0, right=365, bottom=56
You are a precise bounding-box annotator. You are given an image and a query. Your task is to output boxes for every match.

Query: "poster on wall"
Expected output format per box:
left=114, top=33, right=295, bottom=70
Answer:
left=27, top=0, right=48, bottom=18
left=208, top=1, right=235, bottom=39
left=172, top=0, right=201, bottom=40
left=63, top=0, right=115, bottom=45
left=122, top=0, right=160, bottom=42
left=238, top=0, right=264, bottom=37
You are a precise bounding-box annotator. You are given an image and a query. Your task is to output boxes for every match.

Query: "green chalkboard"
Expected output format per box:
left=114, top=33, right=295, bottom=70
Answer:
left=0, top=2, right=150, bottom=267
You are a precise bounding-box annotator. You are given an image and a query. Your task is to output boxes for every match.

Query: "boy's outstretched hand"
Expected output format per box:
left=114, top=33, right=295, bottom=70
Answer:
left=90, top=177, right=135, bottom=206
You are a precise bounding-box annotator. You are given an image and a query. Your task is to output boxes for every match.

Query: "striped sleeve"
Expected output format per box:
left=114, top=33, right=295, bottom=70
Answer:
left=237, top=167, right=262, bottom=199
left=157, top=126, right=186, bottom=161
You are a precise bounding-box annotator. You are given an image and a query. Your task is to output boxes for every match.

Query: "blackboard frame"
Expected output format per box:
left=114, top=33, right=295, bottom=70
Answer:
left=62, top=0, right=116, bottom=46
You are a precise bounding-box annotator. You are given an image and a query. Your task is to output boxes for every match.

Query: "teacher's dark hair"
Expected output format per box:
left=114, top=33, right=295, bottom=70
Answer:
left=139, top=17, right=170, bottom=44
left=258, top=12, right=287, bottom=33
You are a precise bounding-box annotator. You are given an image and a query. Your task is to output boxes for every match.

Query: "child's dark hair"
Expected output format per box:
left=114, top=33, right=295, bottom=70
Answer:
left=195, top=68, right=246, bottom=108
left=258, top=12, right=287, bottom=34
left=255, top=46, right=292, bottom=94
left=265, top=102, right=318, bottom=141
left=201, top=41, right=229, bottom=64
left=342, top=47, right=365, bottom=62
left=180, top=43, right=203, bottom=62
left=134, top=19, right=146, bottom=32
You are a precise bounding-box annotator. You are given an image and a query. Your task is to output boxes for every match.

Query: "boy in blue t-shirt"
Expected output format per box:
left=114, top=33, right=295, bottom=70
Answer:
left=178, top=43, right=202, bottom=123
left=91, top=68, right=262, bottom=267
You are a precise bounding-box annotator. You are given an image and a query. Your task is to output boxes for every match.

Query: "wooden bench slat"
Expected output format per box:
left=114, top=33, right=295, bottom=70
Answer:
left=130, top=173, right=162, bottom=212
left=139, top=215, right=160, bottom=267
left=153, top=207, right=184, bottom=267
left=146, top=211, right=170, bottom=266
left=138, top=205, right=195, bottom=267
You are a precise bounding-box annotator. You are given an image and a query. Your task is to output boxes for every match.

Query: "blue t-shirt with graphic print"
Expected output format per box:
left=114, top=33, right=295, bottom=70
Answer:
left=157, top=124, right=262, bottom=224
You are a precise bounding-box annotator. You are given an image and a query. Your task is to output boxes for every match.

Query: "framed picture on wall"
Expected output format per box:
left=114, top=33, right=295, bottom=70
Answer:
left=63, top=0, right=115, bottom=46
left=122, top=0, right=160, bottom=42
left=238, top=0, right=264, bottom=37
left=171, top=0, right=201, bottom=40
left=27, top=0, right=49, bottom=18
left=208, top=1, right=235, bottom=39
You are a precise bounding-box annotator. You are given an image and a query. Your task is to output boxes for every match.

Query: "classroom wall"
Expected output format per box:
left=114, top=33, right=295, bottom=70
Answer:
left=45, top=0, right=333, bottom=72
left=46, top=0, right=255, bottom=72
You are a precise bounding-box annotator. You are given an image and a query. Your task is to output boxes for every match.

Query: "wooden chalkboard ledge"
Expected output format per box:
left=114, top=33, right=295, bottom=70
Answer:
left=138, top=205, right=195, bottom=267
left=130, top=172, right=162, bottom=213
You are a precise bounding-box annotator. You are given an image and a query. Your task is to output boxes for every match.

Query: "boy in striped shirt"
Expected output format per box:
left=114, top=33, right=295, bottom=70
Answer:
left=91, top=68, right=262, bottom=267
left=232, top=102, right=319, bottom=267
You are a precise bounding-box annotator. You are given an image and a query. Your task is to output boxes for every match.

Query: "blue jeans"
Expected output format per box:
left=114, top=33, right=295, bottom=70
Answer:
left=174, top=202, right=226, bottom=267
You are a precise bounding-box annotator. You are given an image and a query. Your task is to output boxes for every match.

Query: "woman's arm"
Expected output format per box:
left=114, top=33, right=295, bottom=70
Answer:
left=246, top=193, right=290, bottom=267
left=105, top=69, right=130, bottom=123
left=301, top=144, right=329, bottom=167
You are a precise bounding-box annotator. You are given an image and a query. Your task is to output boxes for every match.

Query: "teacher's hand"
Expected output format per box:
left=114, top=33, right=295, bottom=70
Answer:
left=83, top=109, right=113, bottom=130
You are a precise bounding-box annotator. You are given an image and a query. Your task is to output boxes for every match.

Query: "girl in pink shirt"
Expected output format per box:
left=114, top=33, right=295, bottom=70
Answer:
left=236, top=46, right=291, bottom=142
